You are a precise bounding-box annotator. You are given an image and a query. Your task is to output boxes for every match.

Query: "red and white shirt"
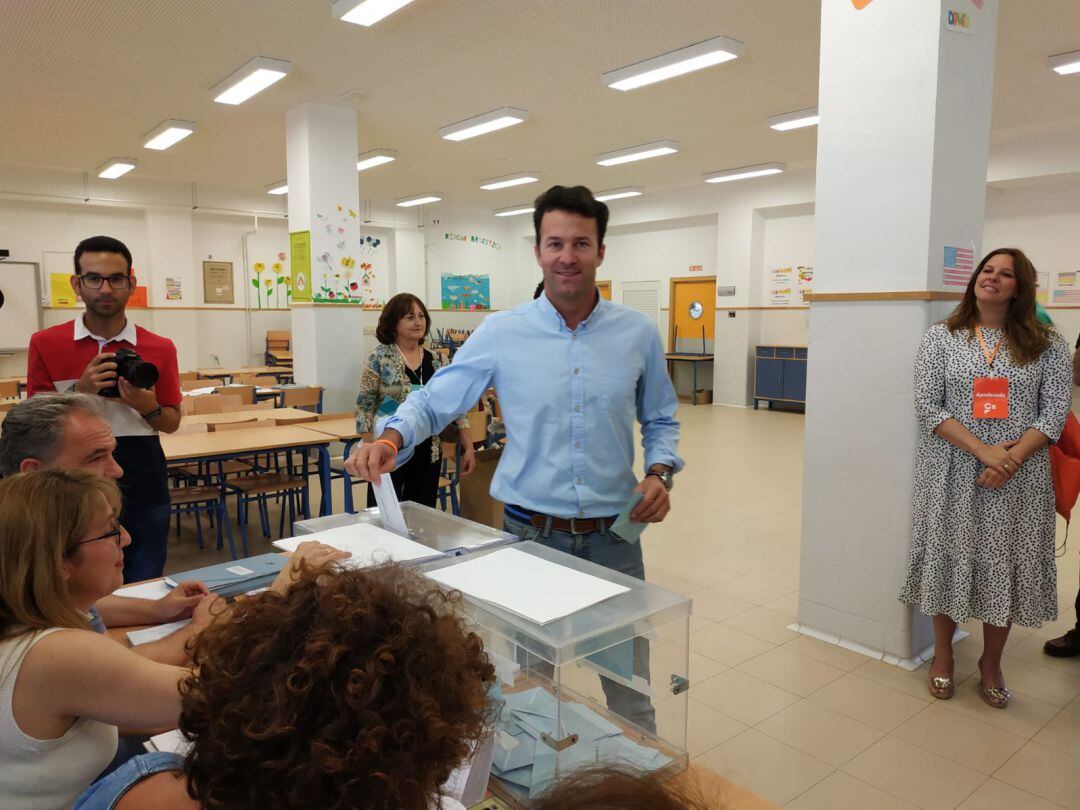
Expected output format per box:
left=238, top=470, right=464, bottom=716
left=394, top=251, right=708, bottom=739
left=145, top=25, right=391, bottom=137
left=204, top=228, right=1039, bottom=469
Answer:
left=27, top=318, right=181, bottom=506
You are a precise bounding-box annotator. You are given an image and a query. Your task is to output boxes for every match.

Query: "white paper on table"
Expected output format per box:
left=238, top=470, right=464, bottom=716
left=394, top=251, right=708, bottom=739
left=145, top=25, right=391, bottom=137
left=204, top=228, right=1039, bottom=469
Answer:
left=113, top=580, right=172, bottom=600
left=126, top=619, right=191, bottom=646
left=371, top=472, right=409, bottom=536
left=147, top=728, right=192, bottom=756
left=426, top=548, right=630, bottom=625
left=183, top=387, right=218, bottom=397
left=274, top=523, right=437, bottom=568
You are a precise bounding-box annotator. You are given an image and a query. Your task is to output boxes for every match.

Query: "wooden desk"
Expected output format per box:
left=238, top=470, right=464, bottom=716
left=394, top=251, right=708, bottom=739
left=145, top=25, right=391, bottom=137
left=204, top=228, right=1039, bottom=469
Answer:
left=160, top=426, right=333, bottom=516
left=664, top=353, right=714, bottom=406
left=180, top=407, right=314, bottom=426
left=194, top=367, right=292, bottom=383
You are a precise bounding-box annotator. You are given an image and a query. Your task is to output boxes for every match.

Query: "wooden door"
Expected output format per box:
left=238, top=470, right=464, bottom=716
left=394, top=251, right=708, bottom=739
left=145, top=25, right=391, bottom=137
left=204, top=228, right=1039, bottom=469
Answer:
left=597, top=280, right=612, bottom=300
left=668, top=276, right=716, bottom=353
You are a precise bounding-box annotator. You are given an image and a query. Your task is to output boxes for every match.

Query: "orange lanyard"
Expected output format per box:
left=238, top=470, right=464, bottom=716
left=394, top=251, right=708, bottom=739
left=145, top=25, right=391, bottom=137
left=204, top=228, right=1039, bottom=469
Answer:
left=975, top=325, right=1004, bottom=375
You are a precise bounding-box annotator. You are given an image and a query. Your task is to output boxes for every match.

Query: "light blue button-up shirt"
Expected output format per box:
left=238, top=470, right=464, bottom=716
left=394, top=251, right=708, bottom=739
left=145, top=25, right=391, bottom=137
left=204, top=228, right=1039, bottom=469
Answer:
left=381, top=294, right=683, bottom=518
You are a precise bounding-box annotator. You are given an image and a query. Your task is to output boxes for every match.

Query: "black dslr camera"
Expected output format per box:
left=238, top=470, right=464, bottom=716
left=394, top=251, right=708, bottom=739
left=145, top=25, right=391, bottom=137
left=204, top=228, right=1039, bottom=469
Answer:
left=100, top=348, right=159, bottom=397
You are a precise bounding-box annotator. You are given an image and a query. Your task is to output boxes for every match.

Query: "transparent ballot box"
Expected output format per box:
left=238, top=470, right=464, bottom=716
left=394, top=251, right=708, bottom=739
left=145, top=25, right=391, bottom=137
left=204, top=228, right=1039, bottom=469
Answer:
left=293, top=501, right=518, bottom=557
left=419, top=541, right=692, bottom=805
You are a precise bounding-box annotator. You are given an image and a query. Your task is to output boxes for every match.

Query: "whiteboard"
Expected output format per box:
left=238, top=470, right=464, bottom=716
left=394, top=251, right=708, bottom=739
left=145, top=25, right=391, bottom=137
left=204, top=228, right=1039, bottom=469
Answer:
left=0, top=262, right=42, bottom=350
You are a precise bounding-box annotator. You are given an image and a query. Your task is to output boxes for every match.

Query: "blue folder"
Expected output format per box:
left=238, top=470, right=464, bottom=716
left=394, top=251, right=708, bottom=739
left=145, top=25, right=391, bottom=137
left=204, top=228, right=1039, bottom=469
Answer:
left=163, top=553, right=286, bottom=597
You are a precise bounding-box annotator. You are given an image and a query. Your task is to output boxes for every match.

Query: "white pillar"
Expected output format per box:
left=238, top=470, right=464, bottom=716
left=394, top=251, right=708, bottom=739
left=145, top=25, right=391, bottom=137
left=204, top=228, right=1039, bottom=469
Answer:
left=286, top=103, right=364, bottom=413
left=797, top=0, right=998, bottom=664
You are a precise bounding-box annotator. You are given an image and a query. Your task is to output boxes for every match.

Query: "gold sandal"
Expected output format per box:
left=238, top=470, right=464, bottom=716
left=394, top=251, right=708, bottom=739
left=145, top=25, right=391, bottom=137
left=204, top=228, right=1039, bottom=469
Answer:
left=977, top=658, right=1010, bottom=708
left=927, top=657, right=955, bottom=700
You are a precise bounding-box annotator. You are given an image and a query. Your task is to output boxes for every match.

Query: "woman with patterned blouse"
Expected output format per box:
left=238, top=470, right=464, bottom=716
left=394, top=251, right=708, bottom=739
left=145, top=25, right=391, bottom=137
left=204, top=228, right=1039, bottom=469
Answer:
left=355, top=294, right=475, bottom=508
left=900, top=248, right=1071, bottom=709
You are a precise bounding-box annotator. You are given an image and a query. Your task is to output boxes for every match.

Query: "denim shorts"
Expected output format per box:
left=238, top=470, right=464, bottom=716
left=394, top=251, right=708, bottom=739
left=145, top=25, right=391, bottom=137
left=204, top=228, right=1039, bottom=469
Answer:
left=75, top=751, right=185, bottom=810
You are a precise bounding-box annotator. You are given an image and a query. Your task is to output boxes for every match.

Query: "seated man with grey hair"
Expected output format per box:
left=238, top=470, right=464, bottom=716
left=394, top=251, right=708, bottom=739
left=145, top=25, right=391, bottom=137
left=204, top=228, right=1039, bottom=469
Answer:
left=0, top=392, right=211, bottom=666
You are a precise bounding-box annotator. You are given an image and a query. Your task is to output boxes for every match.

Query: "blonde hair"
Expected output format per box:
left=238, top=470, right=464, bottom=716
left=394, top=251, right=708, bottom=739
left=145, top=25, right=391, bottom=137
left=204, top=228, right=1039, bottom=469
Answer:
left=0, top=470, right=121, bottom=641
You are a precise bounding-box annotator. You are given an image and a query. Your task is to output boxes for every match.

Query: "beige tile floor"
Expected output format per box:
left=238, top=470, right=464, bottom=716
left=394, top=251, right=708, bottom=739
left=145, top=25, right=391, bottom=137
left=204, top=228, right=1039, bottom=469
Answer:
left=163, top=405, right=1080, bottom=810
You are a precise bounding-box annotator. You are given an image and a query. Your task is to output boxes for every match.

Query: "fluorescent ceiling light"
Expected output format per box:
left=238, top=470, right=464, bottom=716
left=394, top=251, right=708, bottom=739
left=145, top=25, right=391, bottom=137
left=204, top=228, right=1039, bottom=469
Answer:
left=703, top=163, right=785, bottom=184
left=438, top=107, right=529, bottom=142
left=1048, top=50, right=1080, bottom=75
left=332, top=0, right=415, bottom=26
left=142, top=119, right=196, bottom=150
left=211, top=57, right=293, bottom=105
left=480, top=171, right=540, bottom=191
left=266, top=180, right=288, bottom=195
left=494, top=205, right=534, bottom=217
left=602, top=35, right=745, bottom=91
left=96, top=157, right=137, bottom=180
left=595, top=139, right=680, bottom=167
left=594, top=187, right=644, bottom=202
left=396, top=192, right=441, bottom=207
left=767, top=107, right=819, bottom=131
left=356, top=148, right=398, bottom=171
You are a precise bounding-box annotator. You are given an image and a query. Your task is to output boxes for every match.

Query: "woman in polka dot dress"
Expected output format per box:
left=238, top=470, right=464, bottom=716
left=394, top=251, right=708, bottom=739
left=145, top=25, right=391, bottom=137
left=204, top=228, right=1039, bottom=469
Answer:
left=899, top=247, right=1072, bottom=709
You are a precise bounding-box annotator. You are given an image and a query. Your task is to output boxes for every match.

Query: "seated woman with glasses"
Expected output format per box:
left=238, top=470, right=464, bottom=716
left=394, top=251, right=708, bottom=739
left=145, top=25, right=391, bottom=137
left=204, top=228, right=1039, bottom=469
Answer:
left=75, top=563, right=496, bottom=810
left=0, top=470, right=200, bottom=809
left=355, top=293, right=476, bottom=508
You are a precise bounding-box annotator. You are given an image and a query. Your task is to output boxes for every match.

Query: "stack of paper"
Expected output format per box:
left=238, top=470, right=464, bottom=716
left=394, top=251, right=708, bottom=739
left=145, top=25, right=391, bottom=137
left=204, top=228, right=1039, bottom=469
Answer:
left=113, top=580, right=172, bottom=601
left=274, top=522, right=440, bottom=568
left=425, top=548, right=630, bottom=625
left=126, top=619, right=191, bottom=647
left=490, top=687, right=671, bottom=799
left=143, top=728, right=192, bottom=756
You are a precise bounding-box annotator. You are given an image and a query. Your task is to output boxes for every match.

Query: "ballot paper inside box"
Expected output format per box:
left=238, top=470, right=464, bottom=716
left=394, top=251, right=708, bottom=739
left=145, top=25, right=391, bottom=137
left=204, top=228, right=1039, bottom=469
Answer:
left=418, top=541, right=692, bottom=804
left=293, top=500, right=518, bottom=557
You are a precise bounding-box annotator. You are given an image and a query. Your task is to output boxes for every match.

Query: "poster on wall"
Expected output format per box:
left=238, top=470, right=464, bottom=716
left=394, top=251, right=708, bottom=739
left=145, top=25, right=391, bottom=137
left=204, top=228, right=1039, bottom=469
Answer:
left=49, top=273, right=78, bottom=307
left=165, top=277, right=182, bottom=301
left=1053, top=289, right=1080, bottom=305
left=1035, top=271, right=1049, bottom=305
left=250, top=252, right=291, bottom=309
left=441, top=274, right=491, bottom=310
left=127, top=286, right=149, bottom=308
left=289, top=231, right=312, bottom=303
left=202, top=261, right=234, bottom=304
left=795, top=266, right=814, bottom=304
left=1057, top=272, right=1076, bottom=288
left=768, top=267, right=794, bottom=306
left=942, top=246, right=975, bottom=287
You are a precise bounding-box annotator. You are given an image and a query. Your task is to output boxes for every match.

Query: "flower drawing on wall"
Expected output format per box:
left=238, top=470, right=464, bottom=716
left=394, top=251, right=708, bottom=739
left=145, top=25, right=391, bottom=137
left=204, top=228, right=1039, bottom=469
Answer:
left=309, top=206, right=385, bottom=306
left=249, top=252, right=292, bottom=309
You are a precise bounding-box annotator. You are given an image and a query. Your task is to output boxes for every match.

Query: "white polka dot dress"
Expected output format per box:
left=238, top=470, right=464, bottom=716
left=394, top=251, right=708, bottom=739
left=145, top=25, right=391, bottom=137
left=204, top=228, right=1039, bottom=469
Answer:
left=899, top=323, right=1073, bottom=628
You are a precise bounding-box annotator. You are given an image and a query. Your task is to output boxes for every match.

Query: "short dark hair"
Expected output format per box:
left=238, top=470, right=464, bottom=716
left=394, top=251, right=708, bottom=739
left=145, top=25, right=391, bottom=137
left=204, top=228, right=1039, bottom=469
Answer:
left=532, top=185, right=609, bottom=247
left=74, top=235, right=132, bottom=275
left=376, top=293, right=431, bottom=345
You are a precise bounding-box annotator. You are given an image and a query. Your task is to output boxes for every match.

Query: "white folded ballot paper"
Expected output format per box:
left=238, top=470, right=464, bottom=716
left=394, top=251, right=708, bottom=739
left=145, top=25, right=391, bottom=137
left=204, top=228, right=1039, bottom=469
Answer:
left=425, top=548, right=630, bottom=625
left=370, top=472, right=409, bottom=536
left=274, top=522, right=440, bottom=568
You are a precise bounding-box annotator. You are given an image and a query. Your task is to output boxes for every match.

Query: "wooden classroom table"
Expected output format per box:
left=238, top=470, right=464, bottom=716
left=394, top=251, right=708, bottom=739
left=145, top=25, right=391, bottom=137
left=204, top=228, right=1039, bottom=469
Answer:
left=0, top=376, right=27, bottom=396
left=159, top=425, right=334, bottom=517
left=298, top=419, right=365, bottom=513
left=180, top=407, right=315, bottom=427
left=194, top=366, right=291, bottom=383
left=664, top=353, right=714, bottom=406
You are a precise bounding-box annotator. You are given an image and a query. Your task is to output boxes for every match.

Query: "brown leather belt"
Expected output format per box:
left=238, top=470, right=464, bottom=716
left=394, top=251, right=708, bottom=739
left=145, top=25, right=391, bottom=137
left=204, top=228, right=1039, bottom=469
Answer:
left=528, top=514, right=614, bottom=535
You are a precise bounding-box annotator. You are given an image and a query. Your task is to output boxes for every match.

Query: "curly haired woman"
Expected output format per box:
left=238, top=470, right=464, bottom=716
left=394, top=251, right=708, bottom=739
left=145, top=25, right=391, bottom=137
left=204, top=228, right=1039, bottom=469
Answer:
left=75, top=563, right=495, bottom=810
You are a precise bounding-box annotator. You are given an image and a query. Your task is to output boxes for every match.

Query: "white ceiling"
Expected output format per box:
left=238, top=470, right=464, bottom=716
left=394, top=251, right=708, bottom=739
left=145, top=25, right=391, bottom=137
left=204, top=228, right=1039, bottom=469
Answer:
left=1, top=0, right=1078, bottom=209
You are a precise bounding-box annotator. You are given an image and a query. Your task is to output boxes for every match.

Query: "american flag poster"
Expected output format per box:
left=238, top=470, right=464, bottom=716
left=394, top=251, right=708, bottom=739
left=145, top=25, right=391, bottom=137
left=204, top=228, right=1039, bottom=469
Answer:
left=943, top=246, right=975, bottom=287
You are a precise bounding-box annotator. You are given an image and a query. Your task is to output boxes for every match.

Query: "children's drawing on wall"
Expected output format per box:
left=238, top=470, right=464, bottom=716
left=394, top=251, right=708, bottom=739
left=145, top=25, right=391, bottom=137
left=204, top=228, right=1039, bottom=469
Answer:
left=441, top=274, right=491, bottom=310
left=307, top=205, right=385, bottom=306
left=795, top=266, right=814, bottom=305
left=249, top=252, right=291, bottom=308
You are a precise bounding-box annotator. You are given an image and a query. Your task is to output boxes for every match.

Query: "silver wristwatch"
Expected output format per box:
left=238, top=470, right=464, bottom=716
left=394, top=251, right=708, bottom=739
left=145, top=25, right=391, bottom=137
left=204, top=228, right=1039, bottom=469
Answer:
left=647, top=469, right=674, bottom=491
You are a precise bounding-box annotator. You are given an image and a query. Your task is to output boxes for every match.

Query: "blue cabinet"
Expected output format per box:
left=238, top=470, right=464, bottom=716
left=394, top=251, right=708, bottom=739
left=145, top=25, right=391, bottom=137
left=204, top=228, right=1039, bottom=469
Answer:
left=754, top=346, right=807, bottom=411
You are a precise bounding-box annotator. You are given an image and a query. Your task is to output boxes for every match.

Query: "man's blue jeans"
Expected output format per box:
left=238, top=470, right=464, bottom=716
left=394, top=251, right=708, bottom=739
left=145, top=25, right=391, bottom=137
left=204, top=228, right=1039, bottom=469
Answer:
left=503, top=515, right=656, bottom=734
left=121, top=503, right=171, bottom=583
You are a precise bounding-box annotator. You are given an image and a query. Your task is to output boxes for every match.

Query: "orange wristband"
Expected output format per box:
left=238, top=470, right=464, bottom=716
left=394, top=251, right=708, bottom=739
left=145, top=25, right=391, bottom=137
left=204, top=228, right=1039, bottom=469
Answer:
left=374, top=437, right=399, bottom=454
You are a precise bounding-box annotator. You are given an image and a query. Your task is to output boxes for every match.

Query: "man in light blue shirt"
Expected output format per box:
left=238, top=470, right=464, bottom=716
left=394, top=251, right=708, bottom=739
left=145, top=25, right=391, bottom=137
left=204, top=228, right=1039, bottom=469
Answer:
left=346, top=185, right=684, bottom=730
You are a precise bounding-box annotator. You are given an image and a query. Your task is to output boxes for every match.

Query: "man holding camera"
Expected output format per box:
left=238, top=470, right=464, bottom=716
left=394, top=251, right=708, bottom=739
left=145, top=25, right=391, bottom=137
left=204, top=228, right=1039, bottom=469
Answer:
left=27, top=235, right=182, bottom=581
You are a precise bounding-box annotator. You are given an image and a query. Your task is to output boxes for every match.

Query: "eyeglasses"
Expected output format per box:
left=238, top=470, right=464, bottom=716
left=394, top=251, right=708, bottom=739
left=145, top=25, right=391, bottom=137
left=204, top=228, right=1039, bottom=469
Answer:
left=67, top=526, right=122, bottom=554
left=77, top=273, right=132, bottom=290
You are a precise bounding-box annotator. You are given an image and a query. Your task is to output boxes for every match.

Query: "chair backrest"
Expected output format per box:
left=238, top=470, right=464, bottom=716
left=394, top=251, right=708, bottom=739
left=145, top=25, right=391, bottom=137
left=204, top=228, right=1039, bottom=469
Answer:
left=238, top=402, right=275, bottom=411
left=175, top=422, right=209, bottom=435
left=466, top=409, right=487, bottom=445
left=191, top=396, right=224, bottom=415
left=179, top=371, right=200, bottom=382
left=216, top=394, right=245, bottom=412
left=274, top=414, right=318, bottom=426
left=211, top=419, right=276, bottom=432
left=180, top=378, right=209, bottom=392
left=215, top=385, right=255, bottom=405
left=266, top=330, right=291, bottom=351
left=280, top=386, right=322, bottom=410
left=233, top=374, right=259, bottom=386
left=0, top=380, right=20, bottom=398
left=251, top=376, right=277, bottom=387
left=318, top=411, right=354, bottom=421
